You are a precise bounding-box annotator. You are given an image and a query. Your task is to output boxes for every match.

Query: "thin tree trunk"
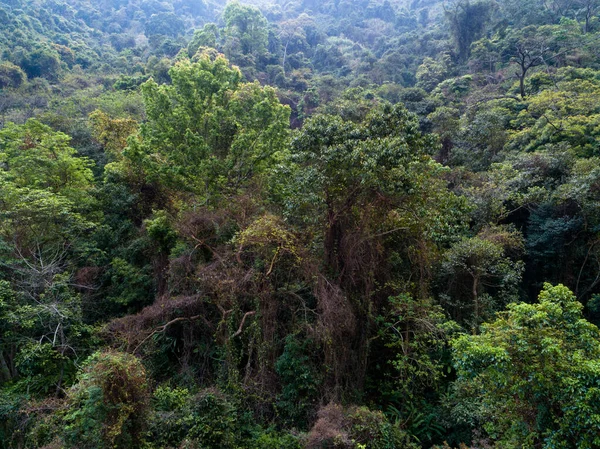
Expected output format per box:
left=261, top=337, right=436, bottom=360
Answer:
left=0, top=352, right=12, bottom=383
left=473, top=275, right=480, bottom=332
left=282, top=39, right=289, bottom=76
left=519, top=69, right=527, bottom=99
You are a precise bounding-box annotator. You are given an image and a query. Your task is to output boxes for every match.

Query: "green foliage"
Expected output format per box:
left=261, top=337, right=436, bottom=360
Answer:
left=440, top=227, right=524, bottom=328
left=5, top=1, right=600, bottom=447
left=144, top=210, right=177, bottom=254
left=281, top=103, right=435, bottom=223
left=16, top=45, right=62, bottom=80
left=508, top=78, right=600, bottom=156
left=375, top=295, right=456, bottom=401
left=148, top=388, right=249, bottom=449
left=89, top=109, right=138, bottom=161
left=148, top=385, right=304, bottom=449
left=188, top=23, right=220, bottom=56
left=183, top=389, right=240, bottom=449
left=223, top=1, right=269, bottom=59
left=306, top=403, right=419, bottom=449
left=454, top=101, right=516, bottom=170
left=0, top=119, right=94, bottom=203
left=275, top=335, right=322, bottom=428
left=0, top=61, right=26, bottom=89
left=445, top=0, right=495, bottom=61
left=386, top=402, right=446, bottom=446
left=0, top=241, right=92, bottom=395
left=0, top=390, right=22, bottom=449
left=453, top=284, right=600, bottom=448
left=416, top=56, right=450, bottom=92
left=250, top=430, right=301, bottom=449
left=0, top=119, right=98, bottom=397
left=63, top=350, right=149, bottom=449
left=152, top=384, right=190, bottom=412
left=145, top=12, right=185, bottom=38
left=349, top=406, right=418, bottom=449
left=129, top=52, right=290, bottom=202
left=105, top=257, right=153, bottom=308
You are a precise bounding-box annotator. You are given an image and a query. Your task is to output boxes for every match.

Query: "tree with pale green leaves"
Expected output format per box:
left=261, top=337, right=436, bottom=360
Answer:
left=0, top=119, right=97, bottom=267
left=0, top=120, right=97, bottom=396
left=124, top=52, right=290, bottom=205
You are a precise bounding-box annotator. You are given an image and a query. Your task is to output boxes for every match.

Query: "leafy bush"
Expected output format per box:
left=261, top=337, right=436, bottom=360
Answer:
left=306, top=403, right=418, bottom=449
left=250, top=430, right=302, bottom=449
left=152, top=384, right=190, bottom=412
left=148, top=387, right=238, bottom=449
left=0, top=61, right=26, bottom=88
left=147, top=385, right=304, bottom=449
left=452, top=284, right=600, bottom=448
left=63, top=350, right=149, bottom=449
left=0, top=391, right=23, bottom=449
left=275, top=335, right=322, bottom=428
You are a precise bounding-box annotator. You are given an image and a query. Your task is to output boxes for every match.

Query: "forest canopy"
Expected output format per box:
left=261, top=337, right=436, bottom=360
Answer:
left=2, top=0, right=600, bottom=448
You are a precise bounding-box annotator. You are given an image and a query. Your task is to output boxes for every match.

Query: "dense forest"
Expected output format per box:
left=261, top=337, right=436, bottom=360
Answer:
left=2, top=0, right=600, bottom=447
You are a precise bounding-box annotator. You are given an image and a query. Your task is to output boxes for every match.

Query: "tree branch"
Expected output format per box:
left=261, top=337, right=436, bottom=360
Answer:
left=231, top=311, right=256, bottom=338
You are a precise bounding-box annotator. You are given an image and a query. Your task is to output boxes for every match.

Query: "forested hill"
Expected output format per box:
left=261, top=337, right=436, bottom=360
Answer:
left=3, top=0, right=600, bottom=448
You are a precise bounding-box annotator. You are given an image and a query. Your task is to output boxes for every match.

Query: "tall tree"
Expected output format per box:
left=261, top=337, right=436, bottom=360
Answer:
left=0, top=120, right=97, bottom=394
left=223, top=1, right=269, bottom=62
left=126, top=52, right=290, bottom=204
left=277, top=103, right=468, bottom=395
left=444, top=0, right=495, bottom=61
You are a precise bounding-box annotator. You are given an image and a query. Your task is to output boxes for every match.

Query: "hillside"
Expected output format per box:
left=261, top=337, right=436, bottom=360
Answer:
left=2, top=0, right=600, bottom=448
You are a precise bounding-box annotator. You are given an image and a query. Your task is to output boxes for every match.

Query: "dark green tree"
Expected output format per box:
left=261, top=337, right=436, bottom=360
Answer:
left=444, top=0, right=495, bottom=61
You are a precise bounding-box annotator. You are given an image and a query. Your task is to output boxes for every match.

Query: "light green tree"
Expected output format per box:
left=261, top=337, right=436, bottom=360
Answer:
left=0, top=120, right=97, bottom=395
left=125, top=52, right=289, bottom=204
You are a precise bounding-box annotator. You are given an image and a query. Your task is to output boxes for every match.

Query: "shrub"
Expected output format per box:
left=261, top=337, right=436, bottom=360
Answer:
left=275, top=335, right=321, bottom=428
left=452, top=284, right=600, bottom=448
left=63, top=351, right=149, bottom=449
left=306, top=403, right=418, bottom=449
left=148, top=387, right=239, bottom=449
left=0, top=61, right=26, bottom=88
left=183, top=389, right=239, bottom=449
left=251, top=430, right=302, bottom=449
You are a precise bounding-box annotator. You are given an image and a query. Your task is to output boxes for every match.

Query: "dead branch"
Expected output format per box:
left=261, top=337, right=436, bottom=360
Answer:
left=133, top=315, right=204, bottom=354
left=231, top=311, right=257, bottom=338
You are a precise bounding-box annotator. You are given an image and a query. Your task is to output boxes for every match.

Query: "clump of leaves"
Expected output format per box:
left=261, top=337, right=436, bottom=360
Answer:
left=63, top=350, right=149, bottom=449
left=452, top=284, right=600, bottom=448
left=306, top=403, right=418, bottom=449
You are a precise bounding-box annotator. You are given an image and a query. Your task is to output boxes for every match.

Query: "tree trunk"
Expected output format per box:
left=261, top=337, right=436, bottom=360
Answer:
left=0, top=352, right=12, bottom=383
left=282, top=39, right=289, bottom=76
left=325, top=202, right=342, bottom=274
left=437, top=136, right=453, bottom=164
left=154, top=251, right=169, bottom=297
left=519, top=70, right=526, bottom=99
left=473, top=275, right=480, bottom=333
left=585, top=5, right=592, bottom=34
